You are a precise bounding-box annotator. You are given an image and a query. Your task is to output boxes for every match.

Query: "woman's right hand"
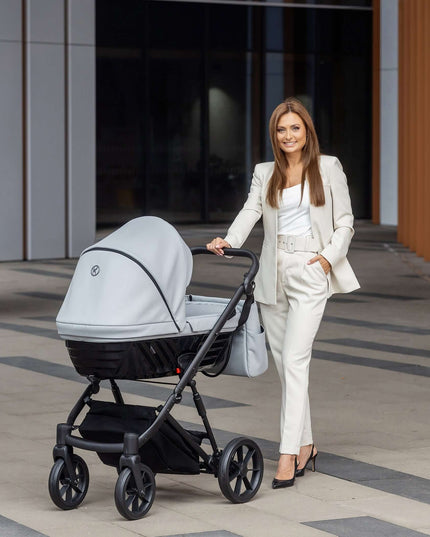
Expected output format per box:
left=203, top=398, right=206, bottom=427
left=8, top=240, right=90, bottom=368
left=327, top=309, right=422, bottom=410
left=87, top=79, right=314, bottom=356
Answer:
left=206, top=237, right=231, bottom=256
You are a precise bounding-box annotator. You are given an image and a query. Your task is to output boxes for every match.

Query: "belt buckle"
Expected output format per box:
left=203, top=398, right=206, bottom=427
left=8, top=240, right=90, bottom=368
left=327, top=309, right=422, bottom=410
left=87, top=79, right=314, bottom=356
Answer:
left=286, top=236, right=295, bottom=253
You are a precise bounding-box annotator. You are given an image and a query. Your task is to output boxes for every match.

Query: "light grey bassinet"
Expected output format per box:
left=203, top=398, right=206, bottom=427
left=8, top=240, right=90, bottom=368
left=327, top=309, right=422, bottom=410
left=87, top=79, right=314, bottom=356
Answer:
left=57, top=216, right=266, bottom=378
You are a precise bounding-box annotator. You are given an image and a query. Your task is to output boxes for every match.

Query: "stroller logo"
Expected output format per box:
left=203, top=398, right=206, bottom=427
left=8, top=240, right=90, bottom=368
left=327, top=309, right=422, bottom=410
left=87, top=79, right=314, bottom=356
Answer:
left=91, top=265, right=100, bottom=277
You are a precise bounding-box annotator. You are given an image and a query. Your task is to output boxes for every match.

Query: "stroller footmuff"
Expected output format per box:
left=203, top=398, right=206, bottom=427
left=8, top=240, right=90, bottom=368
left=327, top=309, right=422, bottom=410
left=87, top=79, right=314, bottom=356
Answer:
left=49, top=217, right=266, bottom=520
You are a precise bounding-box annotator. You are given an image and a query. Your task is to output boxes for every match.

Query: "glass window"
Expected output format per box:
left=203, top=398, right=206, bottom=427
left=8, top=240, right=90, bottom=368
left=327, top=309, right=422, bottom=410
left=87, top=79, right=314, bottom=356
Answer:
left=96, top=1, right=372, bottom=226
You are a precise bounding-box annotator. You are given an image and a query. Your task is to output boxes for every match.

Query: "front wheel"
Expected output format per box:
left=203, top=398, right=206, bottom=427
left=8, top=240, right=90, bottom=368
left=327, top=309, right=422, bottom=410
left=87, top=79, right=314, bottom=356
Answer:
left=218, top=437, right=264, bottom=503
left=114, top=465, right=156, bottom=520
left=48, top=454, right=89, bottom=510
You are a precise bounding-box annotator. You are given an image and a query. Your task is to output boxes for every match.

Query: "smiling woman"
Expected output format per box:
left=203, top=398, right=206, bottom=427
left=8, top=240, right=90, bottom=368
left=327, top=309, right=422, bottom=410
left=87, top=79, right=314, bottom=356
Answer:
left=207, top=96, right=360, bottom=490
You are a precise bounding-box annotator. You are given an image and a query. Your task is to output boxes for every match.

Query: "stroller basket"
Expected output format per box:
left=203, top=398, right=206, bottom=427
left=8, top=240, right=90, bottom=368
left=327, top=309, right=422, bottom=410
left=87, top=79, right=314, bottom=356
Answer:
left=79, top=401, right=203, bottom=474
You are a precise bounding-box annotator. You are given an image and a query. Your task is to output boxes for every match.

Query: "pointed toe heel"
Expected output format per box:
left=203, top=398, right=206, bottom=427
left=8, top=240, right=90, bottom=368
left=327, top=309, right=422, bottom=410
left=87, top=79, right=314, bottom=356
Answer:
left=272, top=476, right=295, bottom=489
left=272, top=458, right=297, bottom=489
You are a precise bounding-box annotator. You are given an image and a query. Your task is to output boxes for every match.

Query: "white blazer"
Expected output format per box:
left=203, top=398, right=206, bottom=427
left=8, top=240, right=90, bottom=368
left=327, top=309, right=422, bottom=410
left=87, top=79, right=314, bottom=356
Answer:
left=224, top=155, right=360, bottom=305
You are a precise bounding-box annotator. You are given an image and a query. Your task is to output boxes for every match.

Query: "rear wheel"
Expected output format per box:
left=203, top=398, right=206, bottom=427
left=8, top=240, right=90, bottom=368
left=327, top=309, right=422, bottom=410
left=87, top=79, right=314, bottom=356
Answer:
left=218, top=437, right=263, bottom=503
left=48, top=454, right=89, bottom=510
left=114, top=464, right=155, bottom=520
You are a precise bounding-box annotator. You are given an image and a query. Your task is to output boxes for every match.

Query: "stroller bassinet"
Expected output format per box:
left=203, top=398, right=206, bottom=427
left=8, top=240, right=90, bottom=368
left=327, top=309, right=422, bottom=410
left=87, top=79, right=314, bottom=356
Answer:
left=49, top=217, right=266, bottom=520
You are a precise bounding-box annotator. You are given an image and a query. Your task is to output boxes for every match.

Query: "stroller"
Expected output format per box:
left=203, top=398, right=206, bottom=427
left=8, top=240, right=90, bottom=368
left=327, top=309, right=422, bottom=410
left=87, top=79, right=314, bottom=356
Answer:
left=49, top=217, right=266, bottom=520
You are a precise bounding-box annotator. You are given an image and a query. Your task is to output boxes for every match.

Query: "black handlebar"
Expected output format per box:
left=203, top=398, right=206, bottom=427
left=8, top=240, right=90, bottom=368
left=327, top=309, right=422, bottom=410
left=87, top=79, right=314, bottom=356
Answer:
left=190, top=246, right=259, bottom=294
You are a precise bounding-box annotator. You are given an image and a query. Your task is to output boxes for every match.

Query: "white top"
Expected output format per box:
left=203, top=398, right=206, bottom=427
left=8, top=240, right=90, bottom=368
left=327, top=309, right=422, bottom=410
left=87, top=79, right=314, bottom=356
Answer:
left=278, top=182, right=312, bottom=236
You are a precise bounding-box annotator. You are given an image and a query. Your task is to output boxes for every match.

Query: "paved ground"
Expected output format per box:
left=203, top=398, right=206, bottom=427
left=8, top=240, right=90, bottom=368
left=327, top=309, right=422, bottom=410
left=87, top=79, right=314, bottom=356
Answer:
left=0, top=220, right=429, bottom=537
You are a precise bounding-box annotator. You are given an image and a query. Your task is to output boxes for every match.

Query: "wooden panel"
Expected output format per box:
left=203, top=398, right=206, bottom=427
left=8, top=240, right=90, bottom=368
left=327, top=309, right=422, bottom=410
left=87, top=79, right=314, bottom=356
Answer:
left=372, top=0, right=380, bottom=224
left=416, top=0, right=424, bottom=256
left=398, top=0, right=430, bottom=259
left=424, top=0, right=430, bottom=260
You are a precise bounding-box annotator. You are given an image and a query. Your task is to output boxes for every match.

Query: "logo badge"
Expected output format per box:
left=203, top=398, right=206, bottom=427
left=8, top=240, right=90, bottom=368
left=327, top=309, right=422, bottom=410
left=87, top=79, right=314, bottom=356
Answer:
left=90, top=265, right=100, bottom=277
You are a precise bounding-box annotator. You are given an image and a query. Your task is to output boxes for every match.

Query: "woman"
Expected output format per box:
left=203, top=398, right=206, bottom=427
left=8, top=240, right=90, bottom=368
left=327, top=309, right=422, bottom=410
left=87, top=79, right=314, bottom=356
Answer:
left=206, top=97, right=359, bottom=489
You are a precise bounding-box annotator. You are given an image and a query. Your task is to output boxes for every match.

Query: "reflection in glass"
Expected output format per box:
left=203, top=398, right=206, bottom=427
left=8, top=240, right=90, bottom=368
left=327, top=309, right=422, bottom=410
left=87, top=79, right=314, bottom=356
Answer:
left=96, top=1, right=372, bottom=226
left=148, top=50, right=202, bottom=221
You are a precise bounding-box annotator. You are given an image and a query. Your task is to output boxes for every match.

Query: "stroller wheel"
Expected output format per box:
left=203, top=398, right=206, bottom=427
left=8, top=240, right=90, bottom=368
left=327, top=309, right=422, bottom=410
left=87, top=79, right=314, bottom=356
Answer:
left=48, top=454, right=89, bottom=510
left=218, top=437, right=264, bottom=504
left=114, top=464, right=156, bottom=520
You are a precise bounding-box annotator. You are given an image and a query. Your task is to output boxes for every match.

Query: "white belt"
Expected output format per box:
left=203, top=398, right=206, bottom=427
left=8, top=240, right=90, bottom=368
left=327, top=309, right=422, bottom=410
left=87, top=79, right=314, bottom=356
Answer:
left=277, top=235, right=318, bottom=253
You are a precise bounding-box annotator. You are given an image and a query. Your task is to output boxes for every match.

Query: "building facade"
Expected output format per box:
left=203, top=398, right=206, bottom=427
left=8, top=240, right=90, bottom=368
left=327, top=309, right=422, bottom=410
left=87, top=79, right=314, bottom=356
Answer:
left=0, top=0, right=428, bottom=261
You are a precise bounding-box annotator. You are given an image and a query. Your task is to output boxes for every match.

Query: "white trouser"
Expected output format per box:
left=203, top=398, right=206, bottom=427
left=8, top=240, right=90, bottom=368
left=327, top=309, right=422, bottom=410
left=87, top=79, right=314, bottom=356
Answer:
left=259, top=248, right=329, bottom=455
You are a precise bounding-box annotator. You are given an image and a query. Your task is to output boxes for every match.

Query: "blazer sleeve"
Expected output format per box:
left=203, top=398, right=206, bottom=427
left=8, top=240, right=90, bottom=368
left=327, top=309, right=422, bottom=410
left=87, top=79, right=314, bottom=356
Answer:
left=224, top=164, right=264, bottom=248
left=320, top=158, right=355, bottom=267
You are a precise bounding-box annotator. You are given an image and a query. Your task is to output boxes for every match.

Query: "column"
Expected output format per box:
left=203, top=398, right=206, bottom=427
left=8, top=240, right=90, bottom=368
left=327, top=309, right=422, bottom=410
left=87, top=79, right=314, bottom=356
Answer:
left=66, top=0, right=96, bottom=257
left=0, top=0, right=23, bottom=260
left=379, top=0, right=398, bottom=226
left=25, top=0, right=66, bottom=259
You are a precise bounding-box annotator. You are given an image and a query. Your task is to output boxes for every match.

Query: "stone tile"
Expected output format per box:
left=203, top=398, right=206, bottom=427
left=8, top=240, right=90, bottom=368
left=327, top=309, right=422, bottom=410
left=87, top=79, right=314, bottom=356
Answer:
left=304, top=516, right=430, bottom=537
left=0, top=515, right=47, bottom=536
left=42, top=523, right=141, bottom=537
left=115, top=504, right=220, bottom=537
left=336, top=495, right=430, bottom=529
left=294, top=473, right=384, bottom=502
left=158, top=530, right=240, bottom=537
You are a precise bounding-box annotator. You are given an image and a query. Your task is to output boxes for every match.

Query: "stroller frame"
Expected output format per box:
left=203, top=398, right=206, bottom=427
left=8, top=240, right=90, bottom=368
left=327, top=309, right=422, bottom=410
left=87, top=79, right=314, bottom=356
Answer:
left=49, top=248, right=264, bottom=520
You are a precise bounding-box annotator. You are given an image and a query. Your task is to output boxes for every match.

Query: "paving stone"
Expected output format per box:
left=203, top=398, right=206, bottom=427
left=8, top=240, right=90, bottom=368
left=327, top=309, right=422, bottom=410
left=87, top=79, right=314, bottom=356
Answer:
left=304, top=516, right=430, bottom=537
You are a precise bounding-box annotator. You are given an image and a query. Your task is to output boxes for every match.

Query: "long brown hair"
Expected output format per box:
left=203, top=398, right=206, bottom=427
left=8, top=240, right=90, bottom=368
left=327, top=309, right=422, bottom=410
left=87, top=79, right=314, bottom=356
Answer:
left=266, top=97, right=325, bottom=208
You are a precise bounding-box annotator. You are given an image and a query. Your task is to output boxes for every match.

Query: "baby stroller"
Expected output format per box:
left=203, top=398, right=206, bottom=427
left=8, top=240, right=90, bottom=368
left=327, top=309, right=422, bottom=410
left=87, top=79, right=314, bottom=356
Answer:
left=49, top=216, right=266, bottom=520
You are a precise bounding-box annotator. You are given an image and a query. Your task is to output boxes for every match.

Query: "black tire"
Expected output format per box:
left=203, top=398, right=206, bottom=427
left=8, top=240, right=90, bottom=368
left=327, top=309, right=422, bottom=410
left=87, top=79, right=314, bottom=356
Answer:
left=114, top=464, right=156, bottom=520
left=48, top=454, right=89, bottom=510
left=218, top=437, right=264, bottom=503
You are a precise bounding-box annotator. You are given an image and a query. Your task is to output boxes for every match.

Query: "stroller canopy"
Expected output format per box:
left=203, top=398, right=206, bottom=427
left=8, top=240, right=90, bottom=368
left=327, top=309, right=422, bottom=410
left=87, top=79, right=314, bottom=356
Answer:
left=57, top=217, right=193, bottom=341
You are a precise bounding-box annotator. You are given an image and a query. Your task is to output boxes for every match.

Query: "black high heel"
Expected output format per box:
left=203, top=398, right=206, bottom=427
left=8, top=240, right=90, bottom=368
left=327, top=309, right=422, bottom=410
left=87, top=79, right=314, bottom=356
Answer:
left=272, top=458, right=298, bottom=489
left=296, top=444, right=317, bottom=477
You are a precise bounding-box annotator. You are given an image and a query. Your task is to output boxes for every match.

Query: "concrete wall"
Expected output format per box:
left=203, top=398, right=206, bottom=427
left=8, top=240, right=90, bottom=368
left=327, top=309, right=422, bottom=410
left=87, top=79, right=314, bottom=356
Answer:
left=379, top=0, right=398, bottom=226
left=0, top=0, right=95, bottom=261
left=67, top=0, right=96, bottom=257
left=0, top=0, right=23, bottom=260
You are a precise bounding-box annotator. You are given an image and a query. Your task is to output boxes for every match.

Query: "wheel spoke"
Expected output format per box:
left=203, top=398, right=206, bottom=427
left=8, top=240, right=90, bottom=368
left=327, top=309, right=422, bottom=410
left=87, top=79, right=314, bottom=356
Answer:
left=236, top=446, right=244, bottom=463
left=60, top=484, right=67, bottom=498
left=71, top=482, right=84, bottom=494
left=243, top=476, right=252, bottom=490
left=126, top=494, right=135, bottom=509
left=244, top=448, right=255, bottom=466
left=252, top=468, right=262, bottom=478
left=234, top=476, right=243, bottom=496
left=75, top=470, right=84, bottom=481
left=132, top=495, right=139, bottom=512
left=142, top=487, right=153, bottom=503
left=66, top=486, right=72, bottom=502
left=228, top=463, right=240, bottom=482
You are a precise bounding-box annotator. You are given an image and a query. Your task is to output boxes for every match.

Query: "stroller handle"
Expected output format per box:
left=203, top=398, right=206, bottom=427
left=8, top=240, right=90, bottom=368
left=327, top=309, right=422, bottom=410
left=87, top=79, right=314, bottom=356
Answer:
left=191, top=247, right=259, bottom=294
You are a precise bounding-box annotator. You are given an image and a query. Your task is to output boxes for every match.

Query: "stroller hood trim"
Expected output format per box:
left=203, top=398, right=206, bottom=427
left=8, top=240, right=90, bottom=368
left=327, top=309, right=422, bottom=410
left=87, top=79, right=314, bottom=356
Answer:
left=56, top=216, right=193, bottom=341
left=82, top=246, right=180, bottom=332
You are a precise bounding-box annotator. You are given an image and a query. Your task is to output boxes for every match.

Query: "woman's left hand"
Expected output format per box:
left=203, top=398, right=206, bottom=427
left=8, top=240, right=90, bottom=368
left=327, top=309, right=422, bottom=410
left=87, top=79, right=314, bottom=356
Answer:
left=307, top=255, right=332, bottom=274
